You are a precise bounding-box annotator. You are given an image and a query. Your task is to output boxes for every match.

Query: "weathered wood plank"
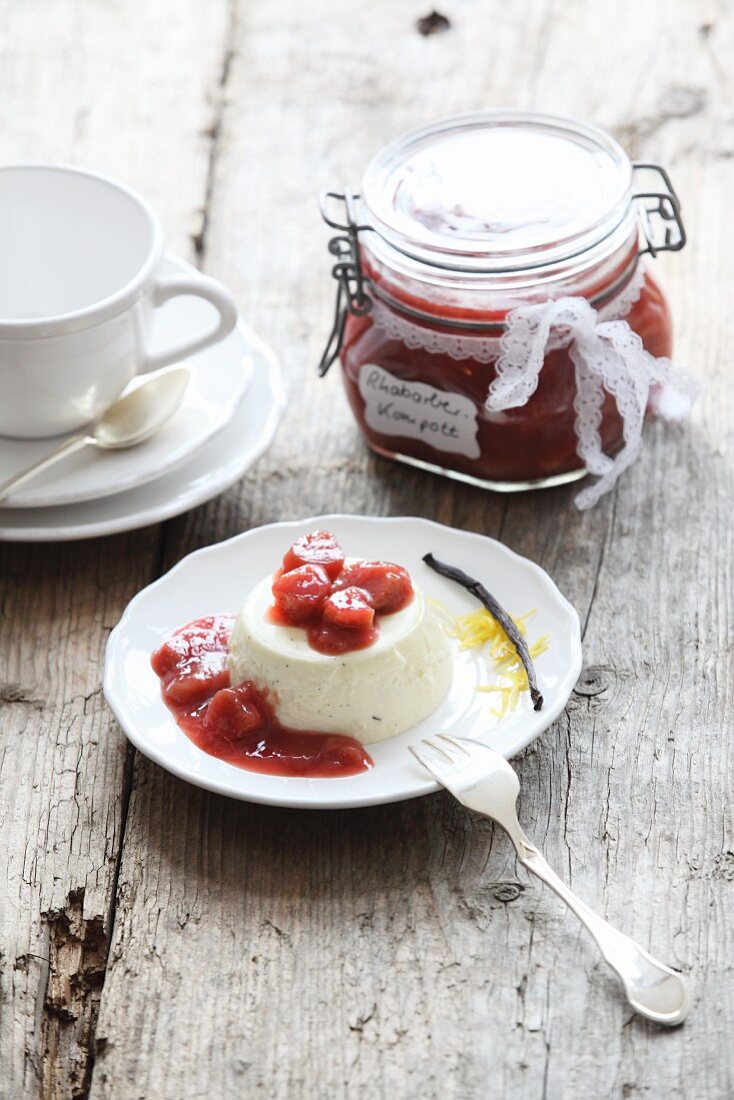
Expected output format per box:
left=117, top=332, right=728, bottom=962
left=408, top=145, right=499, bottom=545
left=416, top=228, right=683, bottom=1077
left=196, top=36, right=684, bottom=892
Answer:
left=91, top=2, right=733, bottom=1099
left=0, top=1, right=230, bottom=1096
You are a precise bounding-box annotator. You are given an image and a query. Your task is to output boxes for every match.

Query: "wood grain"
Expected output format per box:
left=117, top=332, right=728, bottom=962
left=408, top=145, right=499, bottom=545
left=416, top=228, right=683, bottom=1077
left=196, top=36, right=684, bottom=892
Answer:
left=0, top=1, right=229, bottom=1096
left=0, top=0, right=732, bottom=1097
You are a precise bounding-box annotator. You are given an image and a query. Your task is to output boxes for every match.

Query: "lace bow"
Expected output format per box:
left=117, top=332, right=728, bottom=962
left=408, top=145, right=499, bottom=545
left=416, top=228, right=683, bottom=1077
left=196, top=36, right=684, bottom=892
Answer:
left=486, top=295, right=696, bottom=509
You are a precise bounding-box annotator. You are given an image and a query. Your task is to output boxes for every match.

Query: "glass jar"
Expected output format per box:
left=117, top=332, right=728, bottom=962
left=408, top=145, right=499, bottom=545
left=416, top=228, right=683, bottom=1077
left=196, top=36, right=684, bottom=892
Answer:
left=318, top=111, right=687, bottom=496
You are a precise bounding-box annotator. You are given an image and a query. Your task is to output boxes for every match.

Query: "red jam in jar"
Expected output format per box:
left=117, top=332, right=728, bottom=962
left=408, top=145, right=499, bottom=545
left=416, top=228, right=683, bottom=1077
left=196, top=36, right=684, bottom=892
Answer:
left=319, top=112, right=685, bottom=491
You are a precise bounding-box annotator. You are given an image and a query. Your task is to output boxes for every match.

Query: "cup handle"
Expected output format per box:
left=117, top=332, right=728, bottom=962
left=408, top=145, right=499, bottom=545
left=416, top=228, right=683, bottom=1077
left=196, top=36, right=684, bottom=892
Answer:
left=141, top=273, right=238, bottom=372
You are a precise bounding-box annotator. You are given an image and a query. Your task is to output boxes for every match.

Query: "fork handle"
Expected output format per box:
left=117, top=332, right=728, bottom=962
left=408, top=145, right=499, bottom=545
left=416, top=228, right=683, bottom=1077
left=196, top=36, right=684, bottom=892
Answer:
left=515, top=840, right=689, bottom=1026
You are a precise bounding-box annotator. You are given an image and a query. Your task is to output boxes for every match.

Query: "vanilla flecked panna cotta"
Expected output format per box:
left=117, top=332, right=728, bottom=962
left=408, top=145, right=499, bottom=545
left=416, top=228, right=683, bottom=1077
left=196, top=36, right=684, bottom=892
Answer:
left=228, top=561, right=453, bottom=745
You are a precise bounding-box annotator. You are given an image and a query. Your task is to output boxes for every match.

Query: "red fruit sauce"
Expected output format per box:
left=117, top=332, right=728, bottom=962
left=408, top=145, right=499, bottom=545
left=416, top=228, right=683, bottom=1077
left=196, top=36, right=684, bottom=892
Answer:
left=151, top=613, right=373, bottom=778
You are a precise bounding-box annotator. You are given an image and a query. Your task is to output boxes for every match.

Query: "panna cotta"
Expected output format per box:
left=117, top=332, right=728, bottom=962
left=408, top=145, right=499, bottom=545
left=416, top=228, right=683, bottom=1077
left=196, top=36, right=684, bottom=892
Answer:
left=151, top=532, right=455, bottom=777
left=228, top=537, right=453, bottom=744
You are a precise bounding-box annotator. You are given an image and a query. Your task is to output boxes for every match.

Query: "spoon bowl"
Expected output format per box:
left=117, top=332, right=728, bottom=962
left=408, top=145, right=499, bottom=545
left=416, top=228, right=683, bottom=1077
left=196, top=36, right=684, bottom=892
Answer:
left=93, top=368, right=190, bottom=449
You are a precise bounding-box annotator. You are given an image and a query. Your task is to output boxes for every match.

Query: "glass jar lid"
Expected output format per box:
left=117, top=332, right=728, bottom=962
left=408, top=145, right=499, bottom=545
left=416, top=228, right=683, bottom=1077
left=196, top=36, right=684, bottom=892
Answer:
left=361, top=111, right=634, bottom=274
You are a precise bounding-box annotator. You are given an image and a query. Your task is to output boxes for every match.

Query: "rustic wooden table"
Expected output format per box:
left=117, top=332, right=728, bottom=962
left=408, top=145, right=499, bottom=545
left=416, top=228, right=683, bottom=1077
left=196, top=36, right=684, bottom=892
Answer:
left=1, top=2, right=732, bottom=1097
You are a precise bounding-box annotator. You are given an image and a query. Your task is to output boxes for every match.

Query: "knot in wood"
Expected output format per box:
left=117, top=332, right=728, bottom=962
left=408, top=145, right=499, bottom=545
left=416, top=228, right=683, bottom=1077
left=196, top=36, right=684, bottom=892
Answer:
left=493, top=882, right=523, bottom=903
left=573, top=667, right=612, bottom=698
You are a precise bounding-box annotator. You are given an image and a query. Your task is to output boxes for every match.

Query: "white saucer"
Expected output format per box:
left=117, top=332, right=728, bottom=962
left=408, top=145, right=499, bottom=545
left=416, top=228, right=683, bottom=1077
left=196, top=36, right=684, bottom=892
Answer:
left=104, top=515, right=582, bottom=809
left=0, top=254, right=251, bottom=509
left=0, top=318, right=285, bottom=541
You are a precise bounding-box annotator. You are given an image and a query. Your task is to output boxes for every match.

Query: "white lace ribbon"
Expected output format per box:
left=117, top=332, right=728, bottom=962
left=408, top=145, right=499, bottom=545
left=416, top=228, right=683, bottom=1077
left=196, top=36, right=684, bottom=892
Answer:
left=486, top=292, right=696, bottom=509
left=369, top=263, right=647, bottom=365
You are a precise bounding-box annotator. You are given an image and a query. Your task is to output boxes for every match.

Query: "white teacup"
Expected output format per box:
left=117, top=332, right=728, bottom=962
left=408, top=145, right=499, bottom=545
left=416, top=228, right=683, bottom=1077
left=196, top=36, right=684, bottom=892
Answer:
left=0, top=164, right=239, bottom=439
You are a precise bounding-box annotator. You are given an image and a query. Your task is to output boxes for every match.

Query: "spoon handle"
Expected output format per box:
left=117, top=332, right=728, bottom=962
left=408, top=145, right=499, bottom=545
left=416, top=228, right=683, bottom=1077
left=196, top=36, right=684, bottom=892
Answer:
left=513, top=836, right=688, bottom=1026
left=0, top=434, right=89, bottom=504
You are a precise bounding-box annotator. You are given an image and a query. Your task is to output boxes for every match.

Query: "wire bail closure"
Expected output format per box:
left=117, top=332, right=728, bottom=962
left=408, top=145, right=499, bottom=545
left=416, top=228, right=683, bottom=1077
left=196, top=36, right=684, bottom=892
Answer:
left=632, top=163, right=686, bottom=258
left=317, top=191, right=372, bottom=376
left=317, top=165, right=686, bottom=377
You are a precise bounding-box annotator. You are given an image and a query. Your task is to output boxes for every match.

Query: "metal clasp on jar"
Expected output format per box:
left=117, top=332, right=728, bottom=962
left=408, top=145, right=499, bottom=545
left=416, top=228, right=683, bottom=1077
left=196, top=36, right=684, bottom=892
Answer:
left=632, top=163, right=686, bottom=258
left=317, top=166, right=687, bottom=377
left=317, top=191, right=372, bottom=376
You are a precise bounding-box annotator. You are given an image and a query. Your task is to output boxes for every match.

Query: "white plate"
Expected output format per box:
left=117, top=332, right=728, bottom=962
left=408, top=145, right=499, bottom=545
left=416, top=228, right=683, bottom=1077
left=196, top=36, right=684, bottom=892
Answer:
left=0, top=254, right=252, bottom=508
left=104, top=515, right=582, bottom=809
left=0, top=318, right=285, bottom=541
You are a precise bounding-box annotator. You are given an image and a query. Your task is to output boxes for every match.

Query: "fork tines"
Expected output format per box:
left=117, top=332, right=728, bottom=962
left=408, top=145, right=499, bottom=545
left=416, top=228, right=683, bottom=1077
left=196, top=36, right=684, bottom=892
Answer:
left=409, top=733, right=473, bottom=781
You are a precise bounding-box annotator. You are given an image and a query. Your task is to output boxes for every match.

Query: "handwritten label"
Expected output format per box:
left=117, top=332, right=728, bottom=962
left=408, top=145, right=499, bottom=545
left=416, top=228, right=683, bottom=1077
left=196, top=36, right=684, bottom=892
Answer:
left=358, top=364, right=480, bottom=459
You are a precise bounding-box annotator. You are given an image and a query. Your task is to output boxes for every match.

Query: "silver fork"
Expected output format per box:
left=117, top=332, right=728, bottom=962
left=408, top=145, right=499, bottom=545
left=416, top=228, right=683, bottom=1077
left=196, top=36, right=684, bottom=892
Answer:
left=410, top=734, right=689, bottom=1026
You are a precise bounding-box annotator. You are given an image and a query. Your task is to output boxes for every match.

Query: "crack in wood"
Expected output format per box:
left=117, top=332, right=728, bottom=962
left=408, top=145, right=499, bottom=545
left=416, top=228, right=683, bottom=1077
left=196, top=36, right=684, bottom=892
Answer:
left=348, top=1003, right=377, bottom=1033
left=0, top=683, right=46, bottom=707
left=191, top=0, right=237, bottom=265
left=582, top=486, right=618, bottom=640
left=40, top=889, right=108, bottom=1100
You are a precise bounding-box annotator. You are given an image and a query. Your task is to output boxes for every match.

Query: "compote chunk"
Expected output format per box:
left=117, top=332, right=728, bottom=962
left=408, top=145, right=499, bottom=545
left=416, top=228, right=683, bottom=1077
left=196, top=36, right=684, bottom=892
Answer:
left=282, top=530, right=345, bottom=579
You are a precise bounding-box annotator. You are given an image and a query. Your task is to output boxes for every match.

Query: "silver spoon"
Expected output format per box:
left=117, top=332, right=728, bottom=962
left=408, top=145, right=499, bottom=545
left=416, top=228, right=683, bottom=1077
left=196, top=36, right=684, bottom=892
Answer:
left=411, top=733, right=690, bottom=1026
left=0, top=367, right=190, bottom=505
